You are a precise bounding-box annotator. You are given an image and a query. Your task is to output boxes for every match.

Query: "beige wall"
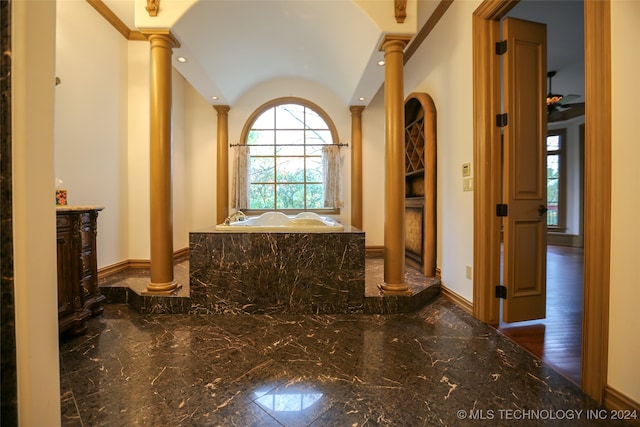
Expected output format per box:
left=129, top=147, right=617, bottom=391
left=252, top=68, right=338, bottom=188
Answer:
left=609, top=0, right=640, bottom=404
left=12, top=1, right=61, bottom=425
left=183, top=83, right=217, bottom=231
left=126, top=41, right=151, bottom=259
left=55, top=0, right=129, bottom=267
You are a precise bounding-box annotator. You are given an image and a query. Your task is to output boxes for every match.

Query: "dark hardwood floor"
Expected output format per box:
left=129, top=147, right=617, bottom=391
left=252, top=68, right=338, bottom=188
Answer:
left=498, top=245, right=583, bottom=385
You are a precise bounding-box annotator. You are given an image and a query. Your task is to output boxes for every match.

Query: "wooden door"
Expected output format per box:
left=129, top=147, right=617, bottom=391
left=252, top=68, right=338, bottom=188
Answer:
left=502, top=17, right=548, bottom=323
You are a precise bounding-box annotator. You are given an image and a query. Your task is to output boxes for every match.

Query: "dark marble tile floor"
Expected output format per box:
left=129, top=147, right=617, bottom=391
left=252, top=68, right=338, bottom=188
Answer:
left=59, top=296, right=627, bottom=426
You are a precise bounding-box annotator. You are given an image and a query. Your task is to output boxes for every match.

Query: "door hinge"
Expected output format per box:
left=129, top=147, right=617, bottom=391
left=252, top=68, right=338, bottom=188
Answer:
left=496, top=203, right=508, bottom=217
left=495, top=40, right=507, bottom=55
left=495, top=285, right=507, bottom=299
left=496, top=113, right=508, bottom=128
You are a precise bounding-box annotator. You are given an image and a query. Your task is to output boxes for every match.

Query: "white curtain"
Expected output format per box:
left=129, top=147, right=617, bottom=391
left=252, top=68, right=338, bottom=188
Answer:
left=232, top=145, right=249, bottom=210
left=322, top=144, right=343, bottom=208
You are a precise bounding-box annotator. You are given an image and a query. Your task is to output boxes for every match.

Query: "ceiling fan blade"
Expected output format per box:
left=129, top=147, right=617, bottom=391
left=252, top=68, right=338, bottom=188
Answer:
left=559, top=94, right=581, bottom=105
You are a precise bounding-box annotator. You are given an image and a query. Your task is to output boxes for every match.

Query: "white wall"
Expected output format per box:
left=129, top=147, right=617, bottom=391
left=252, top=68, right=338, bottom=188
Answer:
left=12, top=1, right=61, bottom=424
left=608, top=0, right=640, bottom=404
left=55, top=0, right=129, bottom=267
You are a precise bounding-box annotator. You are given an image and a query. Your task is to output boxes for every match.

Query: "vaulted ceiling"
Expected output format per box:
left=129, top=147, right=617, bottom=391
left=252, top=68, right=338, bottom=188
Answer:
left=100, top=0, right=584, bottom=109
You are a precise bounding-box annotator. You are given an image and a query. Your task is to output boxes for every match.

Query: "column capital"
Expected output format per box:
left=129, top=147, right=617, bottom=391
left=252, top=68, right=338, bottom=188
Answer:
left=378, top=34, right=412, bottom=53
left=214, top=105, right=230, bottom=115
left=140, top=29, right=181, bottom=48
left=349, top=105, right=365, bottom=115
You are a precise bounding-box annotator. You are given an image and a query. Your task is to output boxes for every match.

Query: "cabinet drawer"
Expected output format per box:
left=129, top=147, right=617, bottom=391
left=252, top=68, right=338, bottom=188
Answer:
left=57, top=215, right=71, bottom=228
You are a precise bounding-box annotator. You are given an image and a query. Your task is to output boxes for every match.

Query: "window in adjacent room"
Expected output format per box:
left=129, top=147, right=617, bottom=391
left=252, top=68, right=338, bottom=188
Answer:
left=546, top=129, right=566, bottom=230
left=237, top=97, right=341, bottom=213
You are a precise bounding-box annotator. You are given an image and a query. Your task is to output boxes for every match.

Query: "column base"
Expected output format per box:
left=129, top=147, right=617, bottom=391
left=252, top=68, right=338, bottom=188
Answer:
left=143, top=280, right=181, bottom=295
left=379, top=283, right=412, bottom=296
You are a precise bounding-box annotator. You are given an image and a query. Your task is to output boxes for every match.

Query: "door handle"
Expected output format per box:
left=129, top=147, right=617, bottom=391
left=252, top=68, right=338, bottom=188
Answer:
left=538, top=204, right=548, bottom=216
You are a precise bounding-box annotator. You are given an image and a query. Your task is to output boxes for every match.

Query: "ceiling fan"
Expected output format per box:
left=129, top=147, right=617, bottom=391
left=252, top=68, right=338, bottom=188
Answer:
left=547, top=71, right=585, bottom=122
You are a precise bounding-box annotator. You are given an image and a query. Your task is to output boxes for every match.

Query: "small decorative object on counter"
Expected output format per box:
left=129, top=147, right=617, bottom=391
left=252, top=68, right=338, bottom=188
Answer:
left=55, top=177, right=67, bottom=205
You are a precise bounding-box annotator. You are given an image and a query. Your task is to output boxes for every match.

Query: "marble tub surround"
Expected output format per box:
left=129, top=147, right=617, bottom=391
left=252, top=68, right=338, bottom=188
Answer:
left=190, top=229, right=365, bottom=314
left=58, top=298, right=623, bottom=426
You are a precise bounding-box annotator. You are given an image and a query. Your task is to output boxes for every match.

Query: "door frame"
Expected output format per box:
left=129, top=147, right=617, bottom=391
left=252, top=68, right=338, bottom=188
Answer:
left=472, top=0, right=611, bottom=403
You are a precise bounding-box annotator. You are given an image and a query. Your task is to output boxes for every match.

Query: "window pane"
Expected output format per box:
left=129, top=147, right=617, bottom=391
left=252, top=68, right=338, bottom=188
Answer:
left=547, top=151, right=559, bottom=227
left=305, top=130, right=332, bottom=147
left=305, top=109, right=330, bottom=130
left=245, top=100, right=338, bottom=212
left=253, top=108, right=275, bottom=129
left=306, top=184, right=324, bottom=208
left=250, top=157, right=275, bottom=183
left=306, top=157, right=322, bottom=182
left=547, top=154, right=559, bottom=179
left=276, top=157, right=304, bottom=182
left=547, top=135, right=560, bottom=151
left=276, top=104, right=305, bottom=129
left=275, top=130, right=304, bottom=155
left=248, top=130, right=275, bottom=145
left=276, top=184, right=304, bottom=209
left=249, top=184, right=275, bottom=209
left=250, top=145, right=274, bottom=156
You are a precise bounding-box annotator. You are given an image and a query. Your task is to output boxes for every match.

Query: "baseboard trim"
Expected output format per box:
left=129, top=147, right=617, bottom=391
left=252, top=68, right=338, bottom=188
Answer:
left=98, top=248, right=189, bottom=279
left=441, top=283, right=473, bottom=315
left=604, top=385, right=640, bottom=426
left=365, top=246, right=384, bottom=257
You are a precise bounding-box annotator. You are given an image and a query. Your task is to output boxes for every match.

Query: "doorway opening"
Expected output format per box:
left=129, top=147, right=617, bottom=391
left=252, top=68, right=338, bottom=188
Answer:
left=472, top=0, right=611, bottom=402
left=496, top=0, right=585, bottom=386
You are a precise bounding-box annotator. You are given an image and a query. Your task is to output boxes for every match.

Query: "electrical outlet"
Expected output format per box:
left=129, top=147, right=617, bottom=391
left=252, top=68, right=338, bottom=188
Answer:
left=466, top=266, right=472, bottom=280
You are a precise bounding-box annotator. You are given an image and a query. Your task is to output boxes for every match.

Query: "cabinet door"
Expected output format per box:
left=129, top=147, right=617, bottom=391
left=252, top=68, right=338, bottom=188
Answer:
left=56, top=228, right=76, bottom=319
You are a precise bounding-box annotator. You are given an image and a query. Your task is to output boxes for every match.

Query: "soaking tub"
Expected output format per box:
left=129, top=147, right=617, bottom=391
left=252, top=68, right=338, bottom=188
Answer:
left=215, top=211, right=344, bottom=232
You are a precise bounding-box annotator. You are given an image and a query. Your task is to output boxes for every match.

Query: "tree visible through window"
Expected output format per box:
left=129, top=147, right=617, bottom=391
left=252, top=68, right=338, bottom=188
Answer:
left=246, top=100, right=336, bottom=211
left=546, top=130, right=565, bottom=228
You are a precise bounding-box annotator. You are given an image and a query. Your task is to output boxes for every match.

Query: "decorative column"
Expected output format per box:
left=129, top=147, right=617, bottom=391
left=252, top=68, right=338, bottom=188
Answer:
left=379, top=35, right=411, bottom=294
left=350, top=106, right=365, bottom=230
left=145, top=31, right=179, bottom=294
left=215, top=105, right=230, bottom=225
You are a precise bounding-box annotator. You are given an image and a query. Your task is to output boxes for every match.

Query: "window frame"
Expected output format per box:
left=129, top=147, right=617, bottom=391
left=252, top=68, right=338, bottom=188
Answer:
left=239, top=97, right=341, bottom=215
left=546, top=128, right=567, bottom=231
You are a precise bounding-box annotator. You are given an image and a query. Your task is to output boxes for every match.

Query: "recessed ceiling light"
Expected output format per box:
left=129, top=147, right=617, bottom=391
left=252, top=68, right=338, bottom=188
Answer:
left=377, top=60, right=385, bottom=66
left=358, top=97, right=366, bottom=101
left=177, top=56, right=187, bottom=63
left=211, top=96, right=219, bottom=100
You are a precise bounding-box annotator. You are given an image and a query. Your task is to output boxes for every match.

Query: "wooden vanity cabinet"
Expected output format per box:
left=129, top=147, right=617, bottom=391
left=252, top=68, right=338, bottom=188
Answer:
left=56, top=207, right=105, bottom=335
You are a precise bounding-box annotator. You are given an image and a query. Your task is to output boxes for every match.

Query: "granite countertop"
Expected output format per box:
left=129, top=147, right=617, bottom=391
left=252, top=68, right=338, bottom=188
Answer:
left=56, top=205, right=105, bottom=212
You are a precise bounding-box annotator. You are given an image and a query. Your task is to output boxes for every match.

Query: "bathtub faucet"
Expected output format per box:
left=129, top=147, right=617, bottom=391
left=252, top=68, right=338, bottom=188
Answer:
left=223, top=210, right=246, bottom=225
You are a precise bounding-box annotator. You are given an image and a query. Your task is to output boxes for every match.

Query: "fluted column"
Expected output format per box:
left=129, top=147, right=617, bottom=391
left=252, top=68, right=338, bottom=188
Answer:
left=215, top=105, right=230, bottom=225
left=350, top=106, right=365, bottom=230
left=146, top=32, right=179, bottom=293
left=379, top=35, right=411, bottom=294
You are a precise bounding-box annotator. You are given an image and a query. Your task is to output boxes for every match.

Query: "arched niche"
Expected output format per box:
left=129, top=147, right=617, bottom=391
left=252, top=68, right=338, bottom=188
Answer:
left=404, top=92, right=437, bottom=277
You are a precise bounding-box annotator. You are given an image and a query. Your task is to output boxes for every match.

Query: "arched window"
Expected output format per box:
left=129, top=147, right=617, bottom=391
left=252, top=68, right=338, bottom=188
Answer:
left=238, top=97, right=341, bottom=212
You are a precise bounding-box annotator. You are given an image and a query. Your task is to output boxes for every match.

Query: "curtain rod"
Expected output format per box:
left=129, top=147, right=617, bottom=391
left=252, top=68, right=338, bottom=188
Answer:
left=229, top=143, right=348, bottom=148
